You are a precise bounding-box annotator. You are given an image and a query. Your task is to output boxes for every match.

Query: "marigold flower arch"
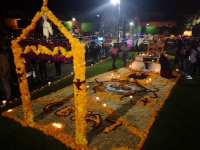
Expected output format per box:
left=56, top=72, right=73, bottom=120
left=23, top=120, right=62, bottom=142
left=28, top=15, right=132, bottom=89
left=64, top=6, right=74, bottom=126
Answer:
left=11, top=0, right=88, bottom=147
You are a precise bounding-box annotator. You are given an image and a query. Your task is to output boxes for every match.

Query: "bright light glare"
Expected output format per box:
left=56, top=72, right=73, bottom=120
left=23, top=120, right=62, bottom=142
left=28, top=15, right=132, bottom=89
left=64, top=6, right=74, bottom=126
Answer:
left=72, top=18, right=75, bottom=21
left=111, top=0, right=119, bottom=5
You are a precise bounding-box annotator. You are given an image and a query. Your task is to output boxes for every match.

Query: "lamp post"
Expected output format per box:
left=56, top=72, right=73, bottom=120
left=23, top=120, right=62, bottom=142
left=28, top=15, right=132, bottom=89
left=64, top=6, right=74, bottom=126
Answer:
left=111, top=0, right=120, bottom=43
left=72, top=17, right=76, bottom=26
left=130, top=22, right=134, bottom=36
left=146, top=23, right=149, bottom=34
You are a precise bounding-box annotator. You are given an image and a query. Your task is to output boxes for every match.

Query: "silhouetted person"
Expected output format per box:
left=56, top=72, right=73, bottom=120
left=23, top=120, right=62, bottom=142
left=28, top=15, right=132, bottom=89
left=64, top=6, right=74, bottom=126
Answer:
left=159, top=53, right=175, bottom=79
left=54, top=60, right=62, bottom=78
left=109, top=44, right=118, bottom=69
left=121, top=42, right=130, bottom=66
left=38, top=59, right=47, bottom=81
left=0, top=47, right=11, bottom=101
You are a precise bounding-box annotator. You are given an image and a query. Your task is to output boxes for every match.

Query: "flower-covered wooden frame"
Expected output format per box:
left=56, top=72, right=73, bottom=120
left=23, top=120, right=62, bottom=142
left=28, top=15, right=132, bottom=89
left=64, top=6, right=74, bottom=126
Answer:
left=11, top=0, right=88, bottom=147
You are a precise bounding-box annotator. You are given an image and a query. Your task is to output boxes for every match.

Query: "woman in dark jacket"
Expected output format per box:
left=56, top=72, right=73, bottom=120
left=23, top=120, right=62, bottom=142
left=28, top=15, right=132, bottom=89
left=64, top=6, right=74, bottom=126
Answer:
left=159, top=53, right=175, bottom=78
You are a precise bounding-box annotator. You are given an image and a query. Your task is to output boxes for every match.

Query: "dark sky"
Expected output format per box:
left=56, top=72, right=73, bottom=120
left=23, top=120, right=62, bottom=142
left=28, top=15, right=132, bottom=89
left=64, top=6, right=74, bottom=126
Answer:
left=2, top=0, right=200, bottom=20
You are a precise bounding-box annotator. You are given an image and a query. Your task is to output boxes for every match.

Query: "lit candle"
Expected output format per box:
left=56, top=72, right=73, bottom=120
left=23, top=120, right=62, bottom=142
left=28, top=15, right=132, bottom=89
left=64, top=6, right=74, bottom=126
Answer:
left=101, top=60, right=103, bottom=62
left=146, top=80, right=149, bottom=84
left=96, top=97, right=100, bottom=101
left=176, top=69, right=179, bottom=72
left=71, top=72, right=73, bottom=75
left=129, top=95, right=133, bottom=99
left=91, top=64, right=93, bottom=66
left=86, top=85, right=89, bottom=88
left=103, top=103, right=106, bottom=107
left=7, top=109, right=13, bottom=112
left=111, top=73, right=114, bottom=79
left=149, top=78, right=152, bottom=82
left=152, top=60, right=154, bottom=62
left=129, top=65, right=132, bottom=68
left=48, top=82, right=51, bottom=86
left=156, top=70, right=158, bottom=73
left=2, top=100, right=6, bottom=106
left=52, top=123, right=62, bottom=128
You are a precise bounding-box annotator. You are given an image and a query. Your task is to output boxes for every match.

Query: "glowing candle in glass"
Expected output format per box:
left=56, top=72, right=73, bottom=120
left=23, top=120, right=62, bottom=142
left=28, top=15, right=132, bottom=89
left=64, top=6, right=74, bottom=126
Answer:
left=2, top=100, right=6, bottom=106
left=146, top=80, right=149, bottom=84
left=156, top=70, right=158, bottom=74
left=149, top=78, right=152, bottom=83
left=52, top=123, right=62, bottom=128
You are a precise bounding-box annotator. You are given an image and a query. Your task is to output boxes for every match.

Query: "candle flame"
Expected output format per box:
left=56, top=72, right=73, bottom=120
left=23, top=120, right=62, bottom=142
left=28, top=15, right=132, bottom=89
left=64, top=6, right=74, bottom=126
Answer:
left=52, top=123, right=62, bottom=128
left=7, top=109, right=13, bottom=112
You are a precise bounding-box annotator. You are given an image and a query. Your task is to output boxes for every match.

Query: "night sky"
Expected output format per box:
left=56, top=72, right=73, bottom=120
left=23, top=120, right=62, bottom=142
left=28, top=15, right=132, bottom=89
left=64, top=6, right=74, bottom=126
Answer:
left=2, top=0, right=200, bottom=20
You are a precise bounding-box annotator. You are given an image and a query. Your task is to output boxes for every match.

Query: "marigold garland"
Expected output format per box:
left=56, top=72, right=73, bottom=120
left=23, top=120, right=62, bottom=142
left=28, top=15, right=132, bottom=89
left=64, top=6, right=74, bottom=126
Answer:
left=135, top=96, right=158, bottom=107
left=4, top=0, right=181, bottom=149
left=2, top=66, right=180, bottom=149
left=10, top=0, right=88, bottom=148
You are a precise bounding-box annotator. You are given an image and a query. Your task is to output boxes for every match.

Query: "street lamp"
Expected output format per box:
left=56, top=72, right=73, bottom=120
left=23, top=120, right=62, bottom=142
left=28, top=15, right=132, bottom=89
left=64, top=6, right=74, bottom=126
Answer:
left=72, top=17, right=76, bottom=33
left=146, top=23, right=149, bottom=34
left=111, top=0, right=120, bottom=43
left=130, top=22, right=134, bottom=36
left=72, top=17, right=76, bottom=26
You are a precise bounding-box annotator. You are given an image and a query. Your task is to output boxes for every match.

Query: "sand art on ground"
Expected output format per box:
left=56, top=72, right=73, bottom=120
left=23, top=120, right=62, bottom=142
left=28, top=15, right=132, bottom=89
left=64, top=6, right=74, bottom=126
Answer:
left=3, top=68, right=179, bottom=150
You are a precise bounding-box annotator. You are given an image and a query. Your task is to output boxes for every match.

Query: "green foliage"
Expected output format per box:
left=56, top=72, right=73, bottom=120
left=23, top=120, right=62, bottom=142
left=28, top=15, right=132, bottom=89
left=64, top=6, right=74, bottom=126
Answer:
left=146, top=26, right=158, bottom=34
left=62, top=21, right=72, bottom=31
left=81, top=23, right=100, bottom=32
left=180, top=9, right=200, bottom=30
left=133, top=26, right=141, bottom=33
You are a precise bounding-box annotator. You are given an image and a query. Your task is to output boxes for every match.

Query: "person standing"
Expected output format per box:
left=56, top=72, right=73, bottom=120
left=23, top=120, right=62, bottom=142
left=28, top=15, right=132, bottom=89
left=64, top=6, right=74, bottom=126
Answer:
left=185, top=42, right=198, bottom=79
left=90, top=43, right=99, bottom=64
left=109, top=44, right=118, bottom=69
left=54, top=60, right=62, bottom=79
left=159, top=53, right=175, bottom=78
left=174, top=37, right=183, bottom=69
left=193, top=42, right=200, bottom=76
left=0, top=47, right=12, bottom=101
left=38, top=59, right=47, bottom=81
left=121, top=42, right=130, bottom=66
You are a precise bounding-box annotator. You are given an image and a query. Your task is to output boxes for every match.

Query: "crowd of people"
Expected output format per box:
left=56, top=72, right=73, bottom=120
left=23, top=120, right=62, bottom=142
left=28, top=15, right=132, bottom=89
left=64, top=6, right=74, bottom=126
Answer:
left=85, top=41, right=112, bottom=64
left=173, top=36, right=200, bottom=79
left=0, top=46, right=67, bottom=102
left=1, top=34, right=200, bottom=104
